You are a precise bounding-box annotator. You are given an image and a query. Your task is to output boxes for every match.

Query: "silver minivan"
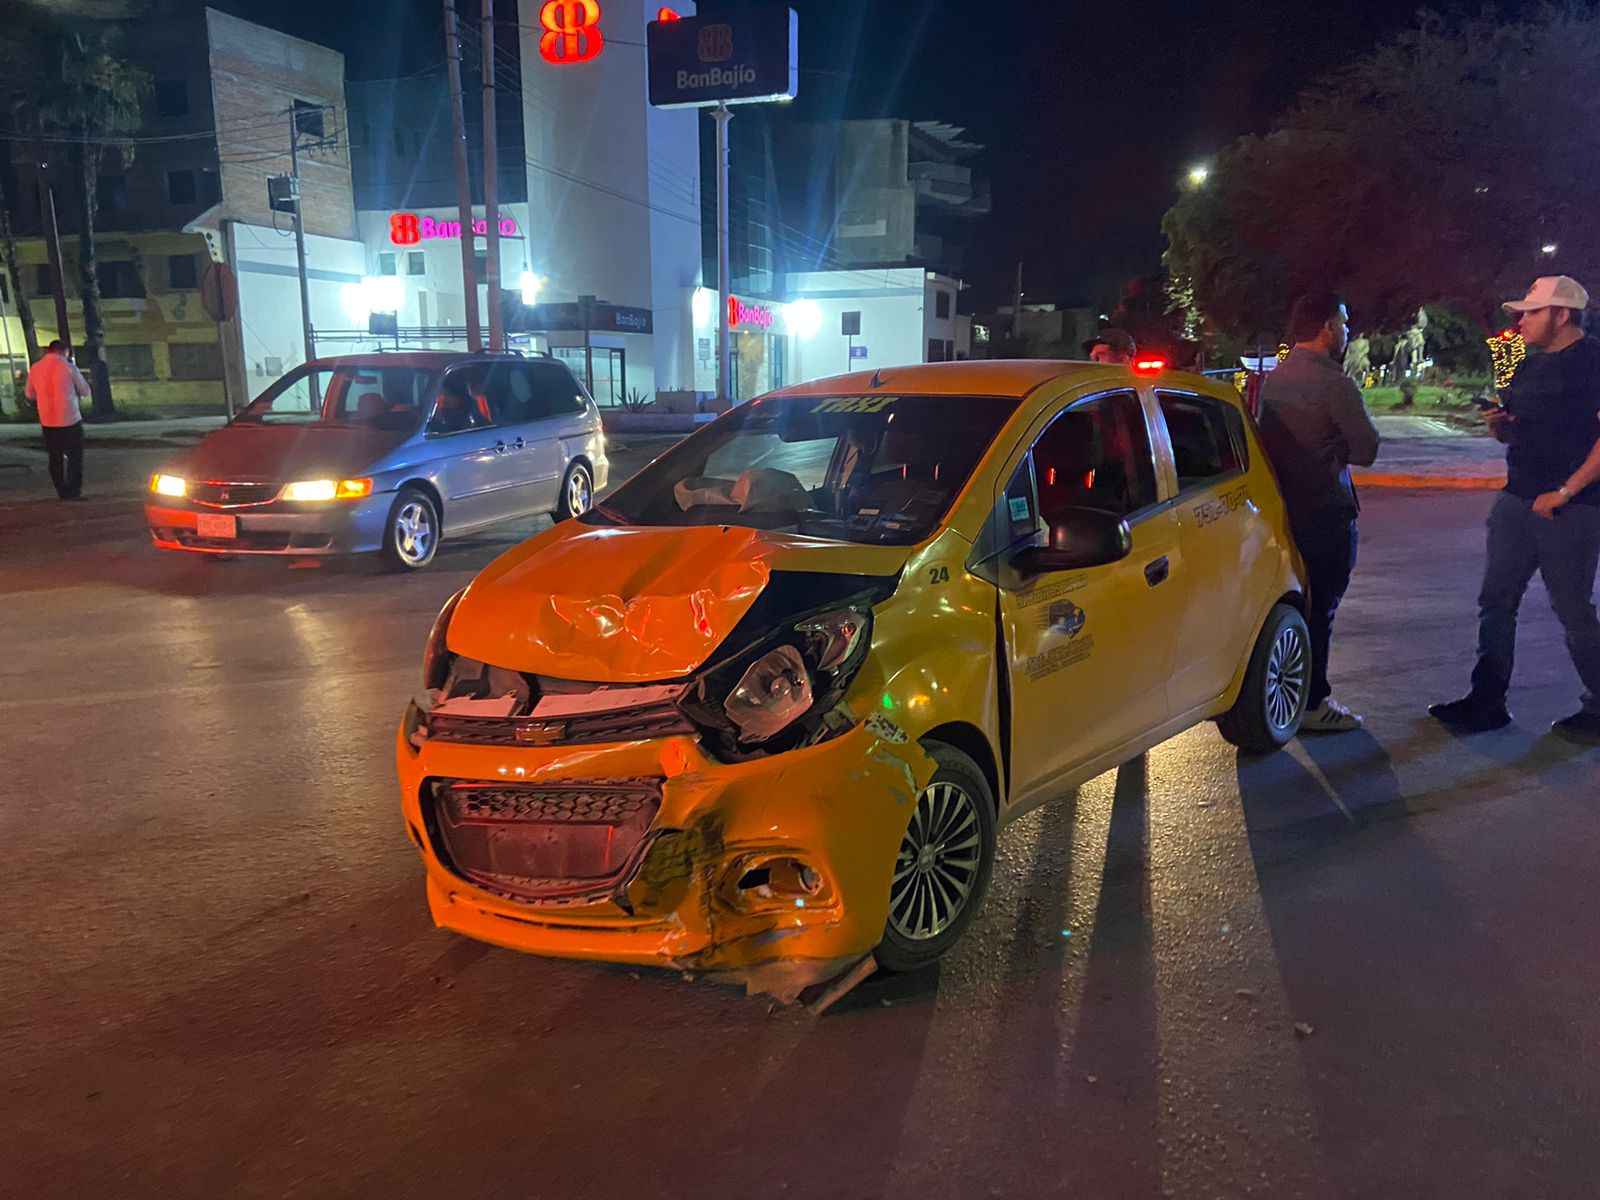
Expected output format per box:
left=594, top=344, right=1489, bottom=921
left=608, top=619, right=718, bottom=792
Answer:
left=145, top=351, right=609, bottom=570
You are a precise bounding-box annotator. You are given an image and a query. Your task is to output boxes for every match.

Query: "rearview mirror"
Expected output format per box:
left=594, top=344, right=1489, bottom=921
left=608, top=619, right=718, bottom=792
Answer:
left=1011, top=507, right=1132, bottom=576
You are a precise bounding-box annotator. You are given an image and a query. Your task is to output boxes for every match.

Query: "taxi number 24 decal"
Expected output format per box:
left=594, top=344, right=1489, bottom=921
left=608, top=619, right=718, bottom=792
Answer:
left=811, top=396, right=897, bottom=414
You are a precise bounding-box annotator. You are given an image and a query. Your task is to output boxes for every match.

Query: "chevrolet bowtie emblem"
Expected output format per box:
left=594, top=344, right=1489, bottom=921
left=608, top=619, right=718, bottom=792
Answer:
left=513, top=721, right=566, bottom=746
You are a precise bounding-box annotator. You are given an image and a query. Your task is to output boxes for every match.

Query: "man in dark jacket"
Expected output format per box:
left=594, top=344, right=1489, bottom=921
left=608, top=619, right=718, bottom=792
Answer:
left=1257, top=294, right=1382, bottom=732
left=1431, top=275, right=1600, bottom=740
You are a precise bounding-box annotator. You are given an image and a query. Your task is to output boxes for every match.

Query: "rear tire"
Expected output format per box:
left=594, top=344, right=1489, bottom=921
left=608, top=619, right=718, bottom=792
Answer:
left=1217, top=602, right=1310, bottom=753
left=380, top=486, right=439, bottom=571
left=551, top=461, right=593, bottom=522
left=875, top=741, right=997, bottom=973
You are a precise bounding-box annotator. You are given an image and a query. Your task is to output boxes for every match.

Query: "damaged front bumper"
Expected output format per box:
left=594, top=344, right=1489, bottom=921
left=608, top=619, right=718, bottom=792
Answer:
left=397, top=704, right=933, bottom=1001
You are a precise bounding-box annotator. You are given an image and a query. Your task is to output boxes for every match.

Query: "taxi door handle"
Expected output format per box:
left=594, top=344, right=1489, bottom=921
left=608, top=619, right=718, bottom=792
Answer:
left=510, top=437, right=526, bottom=450
left=493, top=439, right=509, bottom=455
left=1144, top=556, right=1171, bottom=588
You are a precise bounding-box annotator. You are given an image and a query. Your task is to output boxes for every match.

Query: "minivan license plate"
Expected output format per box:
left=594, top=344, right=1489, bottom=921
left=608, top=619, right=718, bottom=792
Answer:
left=196, top=513, right=237, bottom=539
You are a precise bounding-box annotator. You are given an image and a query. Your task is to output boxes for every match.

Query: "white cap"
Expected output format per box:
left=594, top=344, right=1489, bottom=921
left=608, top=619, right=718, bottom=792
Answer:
left=1503, top=275, right=1590, bottom=312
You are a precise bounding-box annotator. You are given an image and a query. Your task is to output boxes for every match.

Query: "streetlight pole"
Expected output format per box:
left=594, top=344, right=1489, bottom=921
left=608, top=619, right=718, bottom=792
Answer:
left=287, top=110, right=315, bottom=365
left=713, top=101, right=732, bottom=405
left=480, top=0, right=504, bottom=351
left=442, top=0, right=482, bottom=352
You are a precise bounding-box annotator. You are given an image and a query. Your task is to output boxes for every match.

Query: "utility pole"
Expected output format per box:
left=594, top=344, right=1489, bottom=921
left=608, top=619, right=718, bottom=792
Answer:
left=287, top=110, right=315, bottom=365
left=480, top=0, right=504, bottom=351
left=1011, top=260, right=1023, bottom=355
left=712, top=102, right=732, bottom=404
left=443, top=0, right=482, bottom=352
left=37, top=169, right=72, bottom=352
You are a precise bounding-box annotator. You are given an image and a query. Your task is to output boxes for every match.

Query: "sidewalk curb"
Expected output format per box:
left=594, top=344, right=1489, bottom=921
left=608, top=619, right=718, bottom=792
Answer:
left=1355, top=473, right=1502, bottom=490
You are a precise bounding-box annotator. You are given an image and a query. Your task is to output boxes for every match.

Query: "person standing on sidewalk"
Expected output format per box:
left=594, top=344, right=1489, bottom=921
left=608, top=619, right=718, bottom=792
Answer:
left=1430, top=275, right=1600, bottom=740
left=1257, top=293, right=1381, bottom=732
left=24, top=341, right=90, bottom=501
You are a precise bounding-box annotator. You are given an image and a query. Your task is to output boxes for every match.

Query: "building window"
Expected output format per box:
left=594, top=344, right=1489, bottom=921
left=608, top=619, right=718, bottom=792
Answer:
left=927, top=338, right=946, bottom=363
left=33, top=265, right=54, bottom=295
left=407, top=251, right=426, bottom=276
left=935, top=290, right=951, bottom=320
left=0, top=273, right=8, bottom=305
left=199, top=169, right=221, bottom=207
left=168, top=342, right=224, bottom=381
left=96, top=175, right=128, bottom=213
left=104, top=343, right=156, bottom=378
left=292, top=99, right=325, bottom=141
left=378, top=252, right=397, bottom=276
left=97, top=261, right=145, bottom=299
left=167, top=254, right=198, bottom=290
left=153, top=79, right=188, bottom=118
left=945, top=339, right=955, bottom=360
left=474, top=252, right=488, bottom=279
left=167, top=170, right=197, bottom=206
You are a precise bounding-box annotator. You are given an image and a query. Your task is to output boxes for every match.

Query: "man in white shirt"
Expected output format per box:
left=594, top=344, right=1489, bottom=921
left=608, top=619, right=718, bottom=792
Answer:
left=25, top=340, right=90, bottom=500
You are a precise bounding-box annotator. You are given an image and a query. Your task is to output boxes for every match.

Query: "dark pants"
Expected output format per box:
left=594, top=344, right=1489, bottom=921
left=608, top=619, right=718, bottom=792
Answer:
left=42, top=422, right=84, bottom=499
left=1295, top=513, right=1359, bottom=709
left=1470, top=492, right=1600, bottom=713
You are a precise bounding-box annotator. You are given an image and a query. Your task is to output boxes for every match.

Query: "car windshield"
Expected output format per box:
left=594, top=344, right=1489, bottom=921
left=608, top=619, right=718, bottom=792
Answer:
left=589, top=393, right=1020, bottom=545
left=234, top=364, right=434, bottom=431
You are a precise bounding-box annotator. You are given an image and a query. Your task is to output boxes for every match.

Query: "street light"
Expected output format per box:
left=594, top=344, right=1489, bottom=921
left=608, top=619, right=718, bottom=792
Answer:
left=1187, top=164, right=1210, bottom=187
left=1541, top=243, right=1559, bottom=256
left=519, top=271, right=544, bottom=305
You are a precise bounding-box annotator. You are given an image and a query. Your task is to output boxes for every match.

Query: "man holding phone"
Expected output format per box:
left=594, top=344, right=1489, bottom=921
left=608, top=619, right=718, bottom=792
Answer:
left=1431, top=275, right=1600, bottom=739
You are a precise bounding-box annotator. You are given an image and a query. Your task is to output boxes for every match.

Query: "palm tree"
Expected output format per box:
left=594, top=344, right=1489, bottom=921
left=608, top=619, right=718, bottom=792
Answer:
left=41, top=26, right=149, bottom=419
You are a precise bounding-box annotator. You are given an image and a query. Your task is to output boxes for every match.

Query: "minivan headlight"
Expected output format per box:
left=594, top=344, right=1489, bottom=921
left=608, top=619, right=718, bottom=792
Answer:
left=281, top=478, right=373, bottom=502
left=151, top=473, right=187, bottom=498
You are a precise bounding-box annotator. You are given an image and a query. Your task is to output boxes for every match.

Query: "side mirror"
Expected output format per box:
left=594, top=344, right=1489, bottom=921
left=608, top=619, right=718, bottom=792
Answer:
left=1011, top=507, right=1133, bottom=576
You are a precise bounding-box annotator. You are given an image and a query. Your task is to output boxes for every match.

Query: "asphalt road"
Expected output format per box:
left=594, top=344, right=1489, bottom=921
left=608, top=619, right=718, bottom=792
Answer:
left=4, top=466, right=1599, bottom=1200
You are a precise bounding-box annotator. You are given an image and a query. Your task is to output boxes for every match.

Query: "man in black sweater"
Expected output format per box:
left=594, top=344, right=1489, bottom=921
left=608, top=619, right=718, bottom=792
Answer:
left=1431, top=275, right=1600, bottom=740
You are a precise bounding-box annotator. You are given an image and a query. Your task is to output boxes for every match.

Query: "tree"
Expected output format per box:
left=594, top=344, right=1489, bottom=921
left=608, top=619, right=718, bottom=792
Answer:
left=1163, top=5, right=1600, bottom=343
left=40, top=25, right=149, bottom=419
left=0, top=6, right=53, bottom=375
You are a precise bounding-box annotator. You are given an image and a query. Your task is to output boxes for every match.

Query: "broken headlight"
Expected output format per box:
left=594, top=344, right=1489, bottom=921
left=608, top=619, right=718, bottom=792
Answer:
left=423, top=589, right=466, bottom=691
left=683, top=601, right=877, bottom=758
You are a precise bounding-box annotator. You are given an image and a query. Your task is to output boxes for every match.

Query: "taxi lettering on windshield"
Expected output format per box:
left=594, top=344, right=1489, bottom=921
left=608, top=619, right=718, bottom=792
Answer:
left=1193, top=484, right=1251, bottom=526
left=811, top=396, right=897, bottom=415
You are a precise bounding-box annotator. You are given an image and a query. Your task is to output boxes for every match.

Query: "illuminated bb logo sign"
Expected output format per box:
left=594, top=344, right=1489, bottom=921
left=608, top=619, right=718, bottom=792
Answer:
left=697, top=23, right=733, bottom=62
left=727, top=295, right=774, bottom=329
left=539, top=0, right=604, bottom=65
left=389, top=212, right=519, bottom=246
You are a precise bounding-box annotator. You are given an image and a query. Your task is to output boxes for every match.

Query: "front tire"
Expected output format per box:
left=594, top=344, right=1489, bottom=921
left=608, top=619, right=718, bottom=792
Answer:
left=1217, top=602, right=1310, bottom=753
left=875, top=741, right=997, bottom=973
left=380, top=486, right=439, bottom=571
left=552, top=461, right=593, bottom=522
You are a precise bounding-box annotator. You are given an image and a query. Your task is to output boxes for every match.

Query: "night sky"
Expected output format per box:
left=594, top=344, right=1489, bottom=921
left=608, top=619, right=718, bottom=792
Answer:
left=219, top=0, right=1538, bottom=309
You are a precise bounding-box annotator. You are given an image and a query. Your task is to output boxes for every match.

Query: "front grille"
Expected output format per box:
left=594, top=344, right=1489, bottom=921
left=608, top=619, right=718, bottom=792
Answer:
left=190, top=481, right=279, bottom=507
left=427, top=778, right=662, bottom=902
left=426, top=703, right=695, bottom=748
left=168, top=529, right=296, bottom=551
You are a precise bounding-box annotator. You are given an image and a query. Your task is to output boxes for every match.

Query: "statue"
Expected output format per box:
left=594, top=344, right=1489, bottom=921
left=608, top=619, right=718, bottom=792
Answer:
left=1344, top=334, right=1371, bottom=387
left=1389, top=309, right=1429, bottom=404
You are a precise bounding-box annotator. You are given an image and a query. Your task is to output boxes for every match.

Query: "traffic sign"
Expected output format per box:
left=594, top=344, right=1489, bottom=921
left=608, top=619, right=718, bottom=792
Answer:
left=198, top=262, right=238, bottom=323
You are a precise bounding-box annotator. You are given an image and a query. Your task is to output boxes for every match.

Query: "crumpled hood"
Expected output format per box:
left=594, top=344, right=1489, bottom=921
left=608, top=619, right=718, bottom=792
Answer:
left=449, top=523, right=912, bottom=682
left=166, top=423, right=408, bottom=482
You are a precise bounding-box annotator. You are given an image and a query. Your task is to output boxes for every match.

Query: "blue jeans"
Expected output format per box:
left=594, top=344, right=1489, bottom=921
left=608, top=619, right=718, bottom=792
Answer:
left=1470, top=492, right=1600, bottom=713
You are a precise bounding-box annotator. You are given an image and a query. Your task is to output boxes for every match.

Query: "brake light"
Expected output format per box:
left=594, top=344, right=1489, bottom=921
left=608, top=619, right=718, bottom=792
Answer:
left=657, top=6, right=680, bottom=19
left=1133, top=357, right=1168, bottom=374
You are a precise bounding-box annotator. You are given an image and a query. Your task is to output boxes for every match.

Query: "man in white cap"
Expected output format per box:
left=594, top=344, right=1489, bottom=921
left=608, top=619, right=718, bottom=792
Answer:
left=1431, top=275, right=1600, bottom=740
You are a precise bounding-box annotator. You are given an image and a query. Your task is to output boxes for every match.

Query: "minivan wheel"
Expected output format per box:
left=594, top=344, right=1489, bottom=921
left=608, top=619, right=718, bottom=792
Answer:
left=1217, top=602, right=1310, bottom=753
left=380, top=486, right=439, bottom=571
left=552, top=461, right=592, bottom=522
left=875, top=741, right=997, bottom=973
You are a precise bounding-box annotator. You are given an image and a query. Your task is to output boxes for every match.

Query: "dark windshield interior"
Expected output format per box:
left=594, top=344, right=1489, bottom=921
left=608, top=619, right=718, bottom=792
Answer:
left=235, top=365, right=434, bottom=431
left=589, top=394, right=1019, bottom=545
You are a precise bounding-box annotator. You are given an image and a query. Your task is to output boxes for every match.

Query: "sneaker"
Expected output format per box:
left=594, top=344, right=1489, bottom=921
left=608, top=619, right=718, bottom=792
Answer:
left=1301, top=698, right=1364, bottom=733
left=1428, top=695, right=1513, bottom=733
left=1551, top=709, right=1600, bottom=743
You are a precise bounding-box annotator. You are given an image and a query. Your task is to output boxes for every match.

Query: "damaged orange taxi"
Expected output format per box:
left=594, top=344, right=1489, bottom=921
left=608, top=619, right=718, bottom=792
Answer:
left=398, top=360, right=1309, bottom=1000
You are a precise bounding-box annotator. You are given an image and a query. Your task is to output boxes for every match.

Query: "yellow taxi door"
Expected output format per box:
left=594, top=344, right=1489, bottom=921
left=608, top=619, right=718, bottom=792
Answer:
left=1149, top=388, right=1279, bottom=717
left=991, top=388, right=1189, bottom=811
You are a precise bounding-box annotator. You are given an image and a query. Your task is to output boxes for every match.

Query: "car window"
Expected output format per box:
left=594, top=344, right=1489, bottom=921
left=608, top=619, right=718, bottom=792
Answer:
left=519, top=362, right=588, bottom=419
left=1157, top=391, right=1244, bottom=491
left=326, top=367, right=431, bottom=430
left=590, top=393, right=1019, bottom=546
left=1031, top=390, right=1159, bottom=524
left=428, top=366, right=493, bottom=435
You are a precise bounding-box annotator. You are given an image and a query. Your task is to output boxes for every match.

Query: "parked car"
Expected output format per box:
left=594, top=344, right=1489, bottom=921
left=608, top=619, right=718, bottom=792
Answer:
left=396, top=360, right=1309, bottom=1000
left=146, top=351, right=608, bottom=570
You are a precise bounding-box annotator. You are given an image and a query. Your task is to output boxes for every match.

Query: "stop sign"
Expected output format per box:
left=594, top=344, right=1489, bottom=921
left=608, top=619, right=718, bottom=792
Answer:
left=199, top=262, right=238, bottom=323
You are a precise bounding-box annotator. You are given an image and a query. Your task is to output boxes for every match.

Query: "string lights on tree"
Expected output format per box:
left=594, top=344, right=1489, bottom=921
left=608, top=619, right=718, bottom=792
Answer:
left=1488, top=329, right=1527, bottom=390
